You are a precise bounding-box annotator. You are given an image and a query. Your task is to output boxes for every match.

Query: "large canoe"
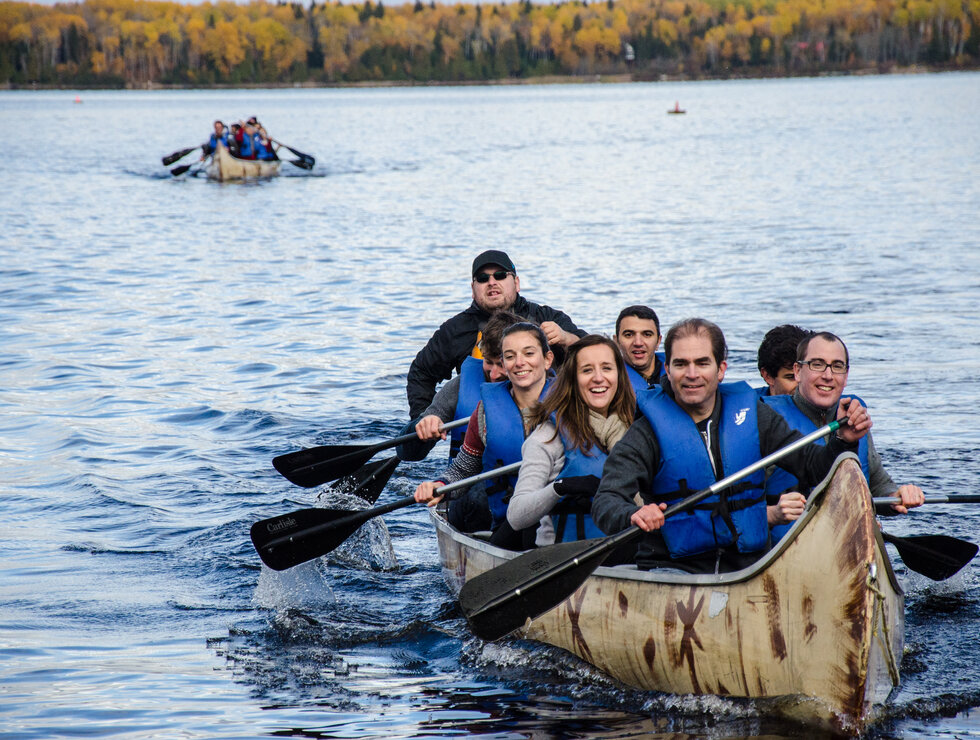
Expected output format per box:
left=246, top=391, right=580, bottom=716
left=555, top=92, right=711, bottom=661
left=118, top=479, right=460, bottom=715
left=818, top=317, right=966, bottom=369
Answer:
left=432, top=453, right=904, bottom=734
left=207, top=142, right=281, bottom=182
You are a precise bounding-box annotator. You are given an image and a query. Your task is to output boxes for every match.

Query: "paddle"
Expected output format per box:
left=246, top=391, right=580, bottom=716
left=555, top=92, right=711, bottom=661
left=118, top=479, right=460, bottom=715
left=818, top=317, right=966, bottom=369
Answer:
left=252, top=460, right=521, bottom=571
left=270, top=139, right=315, bottom=170
left=879, top=531, right=976, bottom=581
left=459, top=419, right=845, bottom=642
left=870, top=495, right=979, bottom=580
left=273, top=417, right=469, bottom=488
left=162, top=146, right=198, bottom=166
left=326, top=455, right=400, bottom=505
left=170, top=163, right=195, bottom=177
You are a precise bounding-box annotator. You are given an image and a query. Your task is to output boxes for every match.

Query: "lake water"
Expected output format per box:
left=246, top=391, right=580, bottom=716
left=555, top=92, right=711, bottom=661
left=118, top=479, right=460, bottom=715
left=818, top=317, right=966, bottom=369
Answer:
left=2, top=73, right=979, bottom=739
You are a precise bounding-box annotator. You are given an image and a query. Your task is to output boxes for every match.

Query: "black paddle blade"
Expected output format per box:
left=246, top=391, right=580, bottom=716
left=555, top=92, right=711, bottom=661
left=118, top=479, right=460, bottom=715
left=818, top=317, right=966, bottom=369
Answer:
left=287, top=158, right=314, bottom=170
left=170, top=164, right=194, bottom=176
left=273, top=443, right=373, bottom=488
left=250, top=507, right=367, bottom=571
left=285, top=148, right=314, bottom=166
left=882, top=532, right=978, bottom=581
left=459, top=537, right=611, bottom=641
left=326, top=455, right=398, bottom=504
left=162, top=146, right=196, bottom=166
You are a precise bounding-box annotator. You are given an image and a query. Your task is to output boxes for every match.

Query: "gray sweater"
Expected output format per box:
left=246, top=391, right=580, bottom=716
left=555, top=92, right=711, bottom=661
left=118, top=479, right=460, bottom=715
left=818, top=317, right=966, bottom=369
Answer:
left=506, top=422, right=565, bottom=544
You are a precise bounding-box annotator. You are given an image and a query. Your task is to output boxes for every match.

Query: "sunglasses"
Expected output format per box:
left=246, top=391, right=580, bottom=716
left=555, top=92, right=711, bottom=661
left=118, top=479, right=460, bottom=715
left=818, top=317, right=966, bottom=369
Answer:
left=474, top=269, right=513, bottom=283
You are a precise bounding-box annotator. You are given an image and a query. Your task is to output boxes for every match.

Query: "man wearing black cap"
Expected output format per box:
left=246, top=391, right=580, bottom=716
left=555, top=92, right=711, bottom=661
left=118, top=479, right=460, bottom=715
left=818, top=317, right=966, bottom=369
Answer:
left=405, top=249, right=586, bottom=418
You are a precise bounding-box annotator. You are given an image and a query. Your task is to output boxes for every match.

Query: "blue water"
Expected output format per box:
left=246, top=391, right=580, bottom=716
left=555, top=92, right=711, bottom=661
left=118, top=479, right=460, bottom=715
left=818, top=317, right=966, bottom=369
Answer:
left=2, top=73, right=979, bottom=738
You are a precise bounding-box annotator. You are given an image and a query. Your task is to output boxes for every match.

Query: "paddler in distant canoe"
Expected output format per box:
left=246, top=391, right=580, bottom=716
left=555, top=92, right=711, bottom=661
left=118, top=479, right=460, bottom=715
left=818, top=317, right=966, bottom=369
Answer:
left=591, top=318, right=872, bottom=575
left=761, top=331, right=925, bottom=542
left=414, top=322, right=555, bottom=550
left=397, top=310, right=520, bottom=462
left=201, top=120, right=229, bottom=160
left=405, top=250, right=586, bottom=420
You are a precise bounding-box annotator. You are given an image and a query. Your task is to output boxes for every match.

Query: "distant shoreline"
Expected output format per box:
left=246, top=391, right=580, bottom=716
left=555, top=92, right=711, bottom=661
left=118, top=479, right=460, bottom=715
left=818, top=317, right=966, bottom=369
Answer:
left=3, top=64, right=974, bottom=91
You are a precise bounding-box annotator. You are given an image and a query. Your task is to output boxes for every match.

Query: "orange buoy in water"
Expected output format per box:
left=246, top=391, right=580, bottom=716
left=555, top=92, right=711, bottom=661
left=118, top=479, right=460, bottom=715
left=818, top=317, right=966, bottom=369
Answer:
left=668, top=100, right=686, bottom=114
left=73, top=95, right=82, bottom=104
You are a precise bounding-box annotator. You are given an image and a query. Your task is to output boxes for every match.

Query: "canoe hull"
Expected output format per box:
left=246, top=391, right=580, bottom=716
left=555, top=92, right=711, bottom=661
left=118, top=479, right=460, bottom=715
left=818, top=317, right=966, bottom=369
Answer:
left=432, top=454, right=903, bottom=733
left=208, top=142, right=281, bottom=182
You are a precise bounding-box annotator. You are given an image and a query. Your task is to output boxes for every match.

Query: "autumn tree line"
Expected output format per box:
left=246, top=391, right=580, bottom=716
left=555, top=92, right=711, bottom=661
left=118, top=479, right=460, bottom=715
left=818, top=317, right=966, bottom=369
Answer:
left=2, top=0, right=978, bottom=86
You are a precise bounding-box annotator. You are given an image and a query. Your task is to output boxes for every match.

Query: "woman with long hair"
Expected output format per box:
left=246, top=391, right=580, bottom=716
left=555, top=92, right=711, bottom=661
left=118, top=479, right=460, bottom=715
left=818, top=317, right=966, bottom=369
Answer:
left=507, top=334, right=636, bottom=549
left=414, top=322, right=555, bottom=548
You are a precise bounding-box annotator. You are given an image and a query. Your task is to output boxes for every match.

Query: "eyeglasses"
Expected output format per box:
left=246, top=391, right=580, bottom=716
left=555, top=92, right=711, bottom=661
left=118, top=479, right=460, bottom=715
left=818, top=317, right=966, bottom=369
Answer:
left=474, top=269, right=513, bottom=284
left=798, top=359, right=848, bottom=374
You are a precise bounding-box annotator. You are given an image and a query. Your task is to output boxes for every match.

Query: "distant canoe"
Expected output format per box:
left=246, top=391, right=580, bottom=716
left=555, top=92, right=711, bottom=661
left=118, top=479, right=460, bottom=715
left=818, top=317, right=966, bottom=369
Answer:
left=207, top=141, right=281, bottom=182
left=432, top=454, right=903, bottom=734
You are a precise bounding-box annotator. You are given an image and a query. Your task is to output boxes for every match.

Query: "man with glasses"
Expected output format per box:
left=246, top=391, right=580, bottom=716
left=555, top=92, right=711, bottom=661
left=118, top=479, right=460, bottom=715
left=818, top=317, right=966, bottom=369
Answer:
left=405, top=250, right=584, bottom=418
left=762, top=331, right=924, bottom=541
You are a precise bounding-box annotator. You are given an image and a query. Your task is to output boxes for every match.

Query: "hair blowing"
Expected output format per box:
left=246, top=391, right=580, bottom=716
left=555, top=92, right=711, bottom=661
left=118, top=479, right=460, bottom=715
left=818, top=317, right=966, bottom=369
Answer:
left=528, top=335, right=635, bottom=455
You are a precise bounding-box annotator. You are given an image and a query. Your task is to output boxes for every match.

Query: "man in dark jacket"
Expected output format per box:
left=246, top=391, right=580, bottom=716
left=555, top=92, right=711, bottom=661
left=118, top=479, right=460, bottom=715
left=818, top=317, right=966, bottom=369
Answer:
left=405, top=250, right=585, bottom=417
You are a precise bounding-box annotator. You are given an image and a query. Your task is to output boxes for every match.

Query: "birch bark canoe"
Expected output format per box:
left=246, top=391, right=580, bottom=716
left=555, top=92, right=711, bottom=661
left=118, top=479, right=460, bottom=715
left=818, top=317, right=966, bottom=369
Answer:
left=207, top=142, right=281, bottom=182
left=431, top=453, right=903, bottom=734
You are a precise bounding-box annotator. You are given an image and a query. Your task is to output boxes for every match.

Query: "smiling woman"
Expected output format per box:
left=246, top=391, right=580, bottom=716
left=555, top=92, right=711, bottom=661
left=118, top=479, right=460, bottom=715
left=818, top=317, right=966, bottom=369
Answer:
left=412, top=321, right=555, bottom=548
left=506, top=335, right=637, bottom=549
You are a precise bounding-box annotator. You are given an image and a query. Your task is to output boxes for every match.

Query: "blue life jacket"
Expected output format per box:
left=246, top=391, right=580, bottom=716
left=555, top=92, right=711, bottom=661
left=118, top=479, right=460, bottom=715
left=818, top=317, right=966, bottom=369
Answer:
left=637, top=383, right=768, bottom=559
left=761, top=393, right=870, bottom=542
left=481, top=378, right=553, bottom=529
left=625, top=351, right=666, bottom=395
left=450, top=356, right=484, bottom=459
left=551, top=430, right=607, bottom=542
left=209, top=132, right=228, bottom=151
left=239, top=133, right=255, bottom=159
left=754, top=385, right=771, bottom=397
left=255, top=135, right=275, bottom=160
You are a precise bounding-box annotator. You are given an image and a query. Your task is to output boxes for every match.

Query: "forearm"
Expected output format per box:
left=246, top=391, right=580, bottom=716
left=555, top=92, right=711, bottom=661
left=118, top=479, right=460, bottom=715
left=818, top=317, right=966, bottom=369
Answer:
left=591, top=420, right=656, bottom=535
left=407, top=370, right=440, bottom=418
left=866, top=434, right=899, bottom=497
left=507, top=426, right=564, bottom=530
left=422, top=376, right=461, bottom=422
left=438, top=448, right=482, bottom=488
left=407, top=332, right=455, bottom=417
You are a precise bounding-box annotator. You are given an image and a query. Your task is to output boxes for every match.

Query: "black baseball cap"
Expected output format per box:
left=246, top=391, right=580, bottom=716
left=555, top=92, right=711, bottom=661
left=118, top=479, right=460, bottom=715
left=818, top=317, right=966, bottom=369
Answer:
left=472, top=250, right=516, bottom=277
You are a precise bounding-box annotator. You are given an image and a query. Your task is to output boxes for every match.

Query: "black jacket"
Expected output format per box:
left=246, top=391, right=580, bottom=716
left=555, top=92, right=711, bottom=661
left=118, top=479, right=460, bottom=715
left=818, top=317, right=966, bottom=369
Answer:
left=406, top=294, right=584, bottom=417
